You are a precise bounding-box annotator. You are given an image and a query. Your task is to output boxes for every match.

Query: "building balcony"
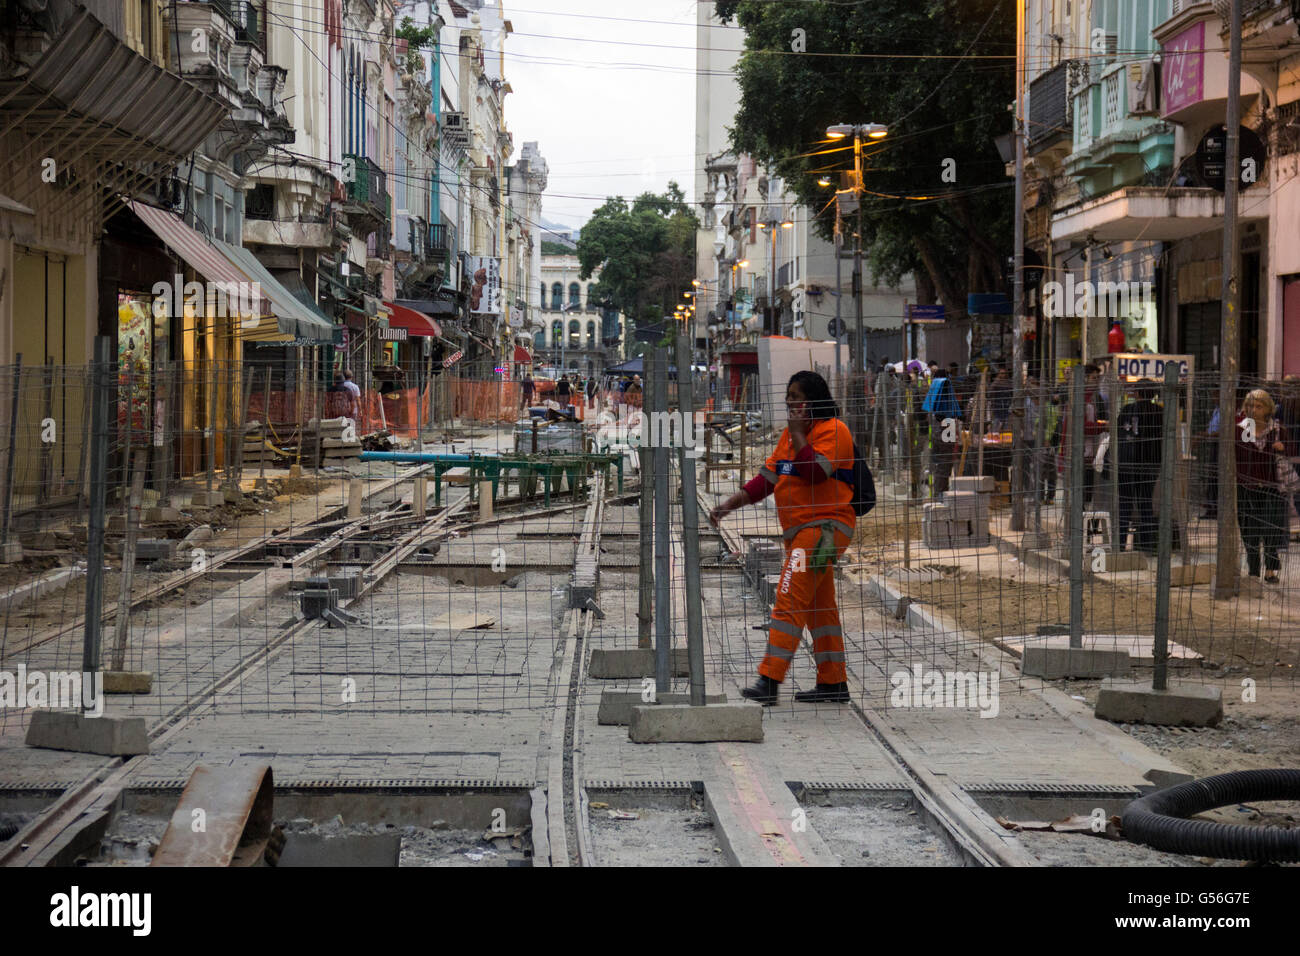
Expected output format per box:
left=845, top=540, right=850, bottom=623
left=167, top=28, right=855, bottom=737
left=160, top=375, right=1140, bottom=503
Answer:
left=1050, top=185, right=1269, bottom=244
left=1027, top=59, right=1083, bottom=160
left=342, top=153, right=390, bottom=232
left=429, top=222, right=454, bottom=261
left=1066, top=66, right=1174, bottom=195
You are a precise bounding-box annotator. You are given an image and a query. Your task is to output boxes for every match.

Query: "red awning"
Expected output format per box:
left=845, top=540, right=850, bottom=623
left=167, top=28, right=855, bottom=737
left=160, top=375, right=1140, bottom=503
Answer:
left=513, top=346, right=533, bottom=364
left=382, top=301, right=442, bottom=337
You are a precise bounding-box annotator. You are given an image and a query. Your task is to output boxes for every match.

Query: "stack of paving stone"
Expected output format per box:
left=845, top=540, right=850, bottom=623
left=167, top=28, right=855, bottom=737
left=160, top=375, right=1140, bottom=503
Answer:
left=923, top=475, right=992, bottom=549
left=241, top=420, right=285, bottom=466
left=304, top=417, right=361, bottom=464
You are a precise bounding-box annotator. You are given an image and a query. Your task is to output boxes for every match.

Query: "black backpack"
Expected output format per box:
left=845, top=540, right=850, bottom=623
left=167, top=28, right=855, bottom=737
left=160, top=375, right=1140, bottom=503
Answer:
left=847, top=442, right=876, bottom=516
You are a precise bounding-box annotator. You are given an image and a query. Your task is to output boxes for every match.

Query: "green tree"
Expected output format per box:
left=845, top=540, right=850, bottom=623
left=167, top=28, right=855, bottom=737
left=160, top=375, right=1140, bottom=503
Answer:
left=576, top=183, right=698, bottom=355
left=715, top=0, right=1014, bottom=316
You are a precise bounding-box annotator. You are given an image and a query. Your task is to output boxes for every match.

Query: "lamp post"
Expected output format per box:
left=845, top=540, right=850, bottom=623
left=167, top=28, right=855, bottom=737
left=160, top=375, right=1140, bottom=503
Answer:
left=826, top=123, right=886, bottom=374
left=827, top=122, right=886, bottom=444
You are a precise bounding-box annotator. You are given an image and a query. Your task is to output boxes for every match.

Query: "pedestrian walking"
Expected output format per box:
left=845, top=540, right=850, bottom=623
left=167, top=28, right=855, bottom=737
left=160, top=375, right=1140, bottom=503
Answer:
left=1235, top=388, right=1288, bottom=584
left=521, top=373, right=535, bottom=411
left=341, top=369, right=362, bottom=423
left=709, top=371, right=857, bottom=705
left=1116, top=382, right=1163, bottom=553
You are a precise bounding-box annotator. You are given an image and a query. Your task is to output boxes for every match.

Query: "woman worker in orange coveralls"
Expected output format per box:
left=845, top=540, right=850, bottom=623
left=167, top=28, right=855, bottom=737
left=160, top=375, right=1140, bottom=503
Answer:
left=709, top=371, right=855, bottom=705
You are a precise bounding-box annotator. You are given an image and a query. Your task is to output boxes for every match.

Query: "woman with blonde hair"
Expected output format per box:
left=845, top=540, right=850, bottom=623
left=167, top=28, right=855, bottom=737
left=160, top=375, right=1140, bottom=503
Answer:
left=1235, top=388, right=1288, bottom=583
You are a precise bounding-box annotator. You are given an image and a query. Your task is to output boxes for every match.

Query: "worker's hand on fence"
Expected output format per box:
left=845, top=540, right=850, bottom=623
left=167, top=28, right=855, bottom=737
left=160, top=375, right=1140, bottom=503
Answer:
left=708, top=504, right=729, bottom=527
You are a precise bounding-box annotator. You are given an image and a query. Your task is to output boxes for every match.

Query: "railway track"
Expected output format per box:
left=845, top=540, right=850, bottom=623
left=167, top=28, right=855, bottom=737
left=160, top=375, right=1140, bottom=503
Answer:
left=0, top=466, right=604, bottom=867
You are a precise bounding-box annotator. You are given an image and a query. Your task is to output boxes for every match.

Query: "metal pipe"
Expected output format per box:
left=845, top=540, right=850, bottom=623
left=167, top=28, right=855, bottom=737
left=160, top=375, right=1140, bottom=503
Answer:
left=676, top=328, right=706, bottom=705
left=638, top=350, right=655, bottom=650
left=82, top=337, right=112, bottom=683
left=1215, top=0, right=1243, bottom=599
left=1010, top=0, right=1027, bottom=532
left=1153, top=362, right=1179, bottom=691
left=1069, top=364, right=1085, bottom=649
left=2, top=354, right=21, bottom=546
left=1109, top=362, right=1121, bottom=554
left=653, top=344, right=672, bottom=698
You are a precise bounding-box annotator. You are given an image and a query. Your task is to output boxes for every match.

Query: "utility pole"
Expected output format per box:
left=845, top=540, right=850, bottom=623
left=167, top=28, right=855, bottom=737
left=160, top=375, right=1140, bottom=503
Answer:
left=833, top=202, right=843, bottom=397
left=1215, top=0, right=1242, bottom=600
left=1010, top=0, right=1027, bottom=532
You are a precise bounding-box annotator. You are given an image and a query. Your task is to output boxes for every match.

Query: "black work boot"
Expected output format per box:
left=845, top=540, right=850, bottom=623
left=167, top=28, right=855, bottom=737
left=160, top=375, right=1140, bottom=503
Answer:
left=740, top=675, right=780, bottom=706
left=794, top=682, right=851, bottom=703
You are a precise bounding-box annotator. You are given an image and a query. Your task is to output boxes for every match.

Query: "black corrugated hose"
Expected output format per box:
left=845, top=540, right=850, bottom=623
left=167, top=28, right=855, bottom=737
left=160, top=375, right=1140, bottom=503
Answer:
left=1121, top=769, right=1300, bottom=862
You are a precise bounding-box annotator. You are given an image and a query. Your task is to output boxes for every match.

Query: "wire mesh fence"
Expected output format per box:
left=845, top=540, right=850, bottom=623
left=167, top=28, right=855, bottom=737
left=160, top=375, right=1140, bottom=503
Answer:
left=1, top=348, right=1298, bottom=751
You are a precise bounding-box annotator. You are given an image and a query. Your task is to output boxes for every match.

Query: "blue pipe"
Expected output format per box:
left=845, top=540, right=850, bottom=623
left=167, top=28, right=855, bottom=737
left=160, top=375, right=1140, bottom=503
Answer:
left=359, top=452, right=481, bottom=463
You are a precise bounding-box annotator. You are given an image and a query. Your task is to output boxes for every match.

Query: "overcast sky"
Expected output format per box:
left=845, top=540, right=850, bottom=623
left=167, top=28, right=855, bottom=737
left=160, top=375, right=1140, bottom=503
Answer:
left=501, top=0, right=704, bottom=232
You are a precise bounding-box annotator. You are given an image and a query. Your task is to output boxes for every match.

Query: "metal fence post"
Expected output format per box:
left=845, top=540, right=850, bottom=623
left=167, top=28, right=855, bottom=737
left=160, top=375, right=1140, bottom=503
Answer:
left=1069, top=364, right=1085, bottom=649
left=1108, top=363, right=1121, bottom=554
left=638, top=351, right=655, bottom=650
left=676, top=329, right=706, bottom=705
left=2, top=355, right=21, bottom=549
left=1153, top=363, right=1179, bottom=692
left=653, top=345, right=672, bottom=697
left=82, top=337, right=112, bottom=684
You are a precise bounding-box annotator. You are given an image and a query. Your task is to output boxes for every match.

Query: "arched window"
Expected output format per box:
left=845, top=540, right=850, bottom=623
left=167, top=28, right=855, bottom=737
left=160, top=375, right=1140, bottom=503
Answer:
left=568, top=319, right=580, bottom=346
left=587, top=321, right=596, bottom=346
left=568, top=282, right=580, bottom=308
left=540, top=282, right=546, bottom=308
left=534, top=327, right=544, bottom=348
left=551, top=321, right=562, bottom=347
left=550, top=283, right=562, bottom=311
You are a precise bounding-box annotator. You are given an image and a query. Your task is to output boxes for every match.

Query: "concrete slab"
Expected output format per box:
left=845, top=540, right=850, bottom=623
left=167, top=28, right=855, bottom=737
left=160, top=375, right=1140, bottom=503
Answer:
left=1171, top=564, right=1213, bottom=586
left=25, top=711, right=149, bottom=756
left=628, top=703, right=763, bottom=743
left=1021, top=646, right=1131, bottom=679
left=1098, top=550, right=1147, bottom=572
left=0, top=541, right=23, bottom=563
left=588, top=648, right=690, bottom=679
left=597, top=690, right=728, bottom=725
left=1002, top=633, right=1200, bottom=663
left=102, top=671, right=153, bottom=694
left=1094, top=679, right=1224, bottom=727
left=190, top=491, right=225, bottom=508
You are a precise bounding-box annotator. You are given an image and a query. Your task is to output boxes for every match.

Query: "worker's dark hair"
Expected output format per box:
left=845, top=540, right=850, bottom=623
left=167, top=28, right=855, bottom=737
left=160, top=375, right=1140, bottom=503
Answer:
left=788, top=370, right=839, bottom=421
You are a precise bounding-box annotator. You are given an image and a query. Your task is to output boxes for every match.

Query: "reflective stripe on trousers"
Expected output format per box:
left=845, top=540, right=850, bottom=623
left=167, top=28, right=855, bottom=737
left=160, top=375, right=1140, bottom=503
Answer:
left=759, top=525, right=851, bottom=684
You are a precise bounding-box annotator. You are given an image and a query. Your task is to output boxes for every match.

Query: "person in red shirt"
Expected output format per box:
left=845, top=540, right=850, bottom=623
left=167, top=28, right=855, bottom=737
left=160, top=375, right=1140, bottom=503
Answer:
left=710, top=371, right=857, bottom=705
left=1235, top=389, right=1287, bottom=583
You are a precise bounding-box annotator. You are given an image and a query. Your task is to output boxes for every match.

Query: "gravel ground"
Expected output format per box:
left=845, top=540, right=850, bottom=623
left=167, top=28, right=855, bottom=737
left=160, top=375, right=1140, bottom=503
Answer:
left=803, top=801, right=964, bottom=866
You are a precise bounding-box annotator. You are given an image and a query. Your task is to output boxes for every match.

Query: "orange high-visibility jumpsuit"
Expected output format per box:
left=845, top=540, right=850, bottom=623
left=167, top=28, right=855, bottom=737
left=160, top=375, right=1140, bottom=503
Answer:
left=742, top=417, right=857, bottom=684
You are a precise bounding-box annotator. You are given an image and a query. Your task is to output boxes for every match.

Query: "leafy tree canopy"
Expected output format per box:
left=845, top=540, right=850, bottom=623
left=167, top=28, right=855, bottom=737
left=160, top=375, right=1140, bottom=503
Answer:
left=714, top=0, right=1014, bottom=316
left=576, top=183, right=698, bottom=354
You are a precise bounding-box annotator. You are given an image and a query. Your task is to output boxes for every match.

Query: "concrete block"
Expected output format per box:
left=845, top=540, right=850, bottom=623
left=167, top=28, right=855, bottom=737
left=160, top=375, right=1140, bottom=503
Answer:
left=1021, top=645, right=1131, bottom=679
left=347, top=479, right=363, bottom=518
left=1171, top=564, right=1213, bottom=587
left=102, top=671, right=153, bottom=694
left=144, top=507, right=181, bottom=523
left=588, top=647, right=690, bottom=679
left=628, top=702, right=763, bottom=743
left=597, top=690, right=728, bottom=725
left=951, top=476, right=994, bottom=493
left=1094, top=679, right=1223, bottom=727
left=1098, top=550, right=1147, bottom=572
left=135, top=538, right=177, bottom=562
left=190, top=490, right=225, bottom=508
left=0, top=541, right=22, bottom=563
left=25, top=711, right=149, bottom=756
left=328, top=573, right=361, bottom=600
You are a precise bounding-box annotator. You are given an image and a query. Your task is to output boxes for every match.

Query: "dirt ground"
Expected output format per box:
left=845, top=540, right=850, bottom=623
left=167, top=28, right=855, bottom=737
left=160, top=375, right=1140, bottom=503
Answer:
left=898, top=568, right=1300, bottom=675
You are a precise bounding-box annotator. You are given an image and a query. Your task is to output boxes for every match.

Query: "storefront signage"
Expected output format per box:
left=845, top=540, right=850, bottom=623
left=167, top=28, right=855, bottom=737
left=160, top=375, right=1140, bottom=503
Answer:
left=1162, top=21, right=1205, bottom=115
left=1111, top=352, right=1192, bottom=380
left=442, top=349, right=464, bottom=368
left=378, top=326, right=408, bottom=341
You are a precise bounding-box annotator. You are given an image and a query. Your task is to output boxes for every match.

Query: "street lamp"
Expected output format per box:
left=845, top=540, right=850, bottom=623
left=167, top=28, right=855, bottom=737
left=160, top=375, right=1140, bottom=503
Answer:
left=826, top=122, right=887, bottom=377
